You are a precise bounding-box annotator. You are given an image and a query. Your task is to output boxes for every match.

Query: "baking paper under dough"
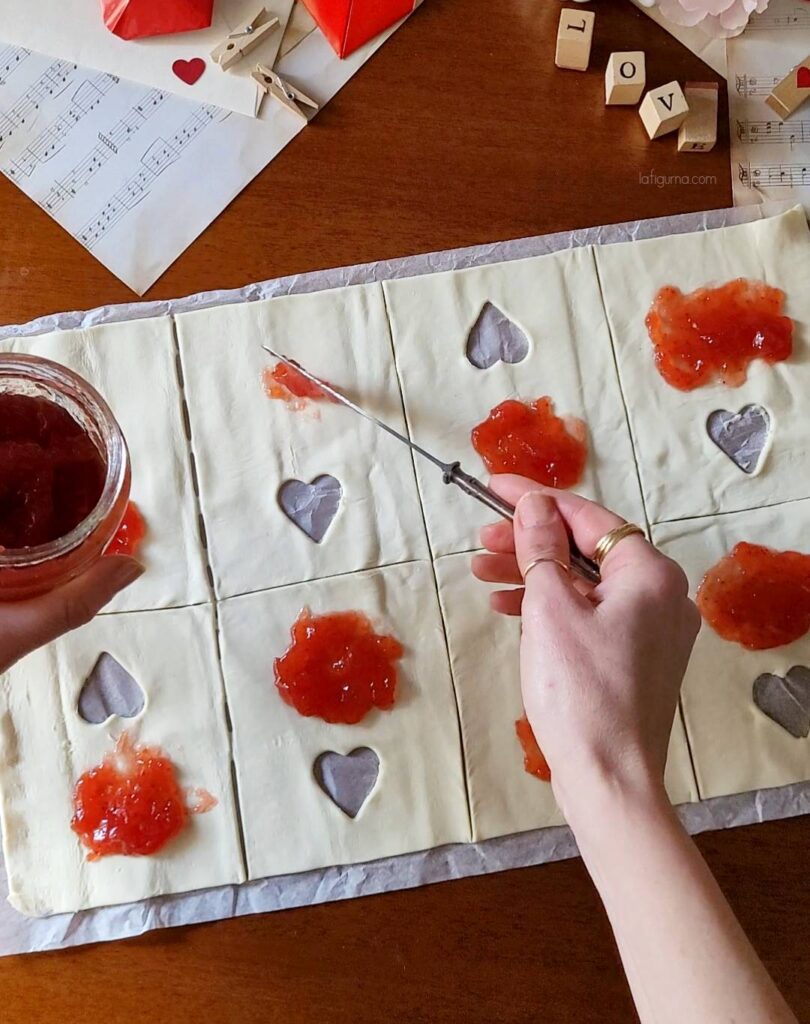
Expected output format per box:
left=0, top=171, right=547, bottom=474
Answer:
left=217, top=562, right=471, bottom=880
left=0, top=319, right=209, bottom=612
left=654, top=501, right=810, bottom=799
left=434, top=553, right=699, bottom=841
left=382, top=246, right=646, bottom=558
left=595, top=207, right=810, bottom=525
left=0, top=605, right=245, bottom=916
left=175, top=285, right=429, bottom=600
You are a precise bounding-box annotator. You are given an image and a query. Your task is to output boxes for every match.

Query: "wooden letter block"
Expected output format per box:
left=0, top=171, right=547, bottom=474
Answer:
left=555, top=8, right=595, bottom=72
left=639, top=81, right=689, bottom=140
left=605, top=51, right=646, bottom=105
left=765, top=54, right=810, bottom=120
left=678, top=82, right=719, bottom=152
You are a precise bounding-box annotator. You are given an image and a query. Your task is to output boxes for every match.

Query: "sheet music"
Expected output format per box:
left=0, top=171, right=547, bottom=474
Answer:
left=728, top=0, right=810, bottom=213
left=0, top=11, right=411, bottom=297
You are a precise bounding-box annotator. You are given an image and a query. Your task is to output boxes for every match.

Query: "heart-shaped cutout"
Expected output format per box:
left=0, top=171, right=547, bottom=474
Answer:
left=753, top=666, right=810, bottom=738
left=313, top=748, right=380, bottom=818
left=172, top=58, right=206, bottom=86
left=466, top=302, right=530, bottom=369
left=796, top=66, right=810, bottom=89
left=278, top=475, right=342, bottom=543
left=706, top=404, right=771, bottom=475
left=78, top=653, right=146, bottom=724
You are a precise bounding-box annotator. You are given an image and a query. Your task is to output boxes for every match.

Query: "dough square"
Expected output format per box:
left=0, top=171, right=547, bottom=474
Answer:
left=0, top=604, right=245, bottom=916
left=434, top=552, right=699, bottom=842
left=654, top=501, right=810, bottom=799
left=217, top=561, right=471, bottom=879
left=0, top=319, right=210, bottom=612
left=595, top=207, right=810, bottom=525
left=382, top=246, right=646, bottom=558
left=175, top=285, right=429, bottom=600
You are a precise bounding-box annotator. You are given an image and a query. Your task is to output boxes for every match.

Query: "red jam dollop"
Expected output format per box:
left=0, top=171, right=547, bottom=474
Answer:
left=0, top=393, right=106, bottom=550
left=274, top=609, right=404, bottom=724
left=515, top=716, right=551, bottom=783
left=645, top=279, right=793, bottom=391
left=262, top=363, right=338, bottom=406
left=697, top=542, right=810, bottom=651
left=71, top=732, right=214, bottom=860
left=471, top=397, right=587, bottom=489
left=107, top=500, right=146, bottom=557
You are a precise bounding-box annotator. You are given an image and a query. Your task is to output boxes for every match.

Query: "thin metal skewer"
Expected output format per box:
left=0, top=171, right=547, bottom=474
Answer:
left=263, top=347, right=601, bottom=585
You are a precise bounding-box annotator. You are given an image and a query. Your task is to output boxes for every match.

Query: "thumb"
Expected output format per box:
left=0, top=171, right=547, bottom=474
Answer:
left=10, top=556, right=144, bottom=660
left=514, top=492, right=574, bottom=597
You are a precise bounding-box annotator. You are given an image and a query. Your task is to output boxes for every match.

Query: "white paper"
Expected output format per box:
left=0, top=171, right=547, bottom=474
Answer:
left=0, top=19, right=408, bottom=295
left=628, top=0, right=728, bottom=77
left=727, top=0, right=810, bottom=213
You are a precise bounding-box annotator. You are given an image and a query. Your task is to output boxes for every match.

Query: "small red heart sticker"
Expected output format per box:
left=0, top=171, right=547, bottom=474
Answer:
left=797, top=65, right=810, bottom=89
left=172, top=58, right=206, bottom=86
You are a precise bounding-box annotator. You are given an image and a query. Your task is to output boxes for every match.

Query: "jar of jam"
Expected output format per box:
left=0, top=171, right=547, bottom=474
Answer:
left=0, top=354, right=131, bottom=601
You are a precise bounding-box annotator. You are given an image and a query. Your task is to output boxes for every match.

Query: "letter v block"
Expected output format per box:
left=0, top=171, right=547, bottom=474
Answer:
left=639, top=81, right=689, bottom=139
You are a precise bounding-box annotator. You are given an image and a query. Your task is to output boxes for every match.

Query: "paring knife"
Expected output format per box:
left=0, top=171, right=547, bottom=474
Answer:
left=263, top=347, right=601, bottom=585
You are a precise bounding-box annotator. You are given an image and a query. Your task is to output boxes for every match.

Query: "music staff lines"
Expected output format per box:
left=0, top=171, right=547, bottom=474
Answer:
left=0, top=60, right=78, bottom=151
left=736, top=118, right=810, bottom=147
left=746, top=4, right=810, bottom=29
left=78, top=105, right=219, bottom=250
left=0, top=46, right=30, bottom=86
left=39, top=89, right=168, bottom=215
left=735, top=74, right=782, bottom=97
left=6, top=74, right=119, bottom=180
left=738, top=161, right=810, bottom=188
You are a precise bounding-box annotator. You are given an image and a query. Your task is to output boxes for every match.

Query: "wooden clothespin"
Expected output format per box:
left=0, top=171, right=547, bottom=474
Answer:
left=211, top=8, right=280, bottom=71
left=252, top=65, right=319, bottom=121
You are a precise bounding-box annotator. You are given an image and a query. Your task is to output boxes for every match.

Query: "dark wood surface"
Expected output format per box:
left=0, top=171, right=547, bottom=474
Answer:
left=0, top=2, right=807, bottom=1021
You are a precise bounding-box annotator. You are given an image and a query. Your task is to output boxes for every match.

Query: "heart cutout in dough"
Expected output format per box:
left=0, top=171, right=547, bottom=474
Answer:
left=172, top=58, right=206, bottom=86
left=278, top=475, right=342, bottom=543
left=796, top=66, right=810, bottom=89
left=313, top=747, right=380, bottom=818
left=706, top=404, right=771, bottom=475
left=753, top=666, right=810, bottom=739
left=78, top=653, right=146, bottom=724
left=466, top=302, right=530, bottom=369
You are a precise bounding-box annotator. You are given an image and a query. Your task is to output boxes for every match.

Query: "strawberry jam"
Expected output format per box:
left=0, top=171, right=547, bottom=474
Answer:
left=262, top=363, right=338, bottom=405
left=0, top=393, right=106, bottom=550
left=71, top=732, right=211, bottom=860
left=515, top=716, right=551, bottom=782
left=107, top=500, right=146, bottom=557
left=645, top=279, right=793, bottom=391
left=274, top=609, right=404, bottom=724
left=471, top=397, right=587, bottom=489
left=697, top=542, right=810, bottom=651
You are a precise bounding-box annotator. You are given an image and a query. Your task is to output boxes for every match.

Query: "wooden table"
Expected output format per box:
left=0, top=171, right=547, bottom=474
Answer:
left=1, top=2, right=807, bottom=1020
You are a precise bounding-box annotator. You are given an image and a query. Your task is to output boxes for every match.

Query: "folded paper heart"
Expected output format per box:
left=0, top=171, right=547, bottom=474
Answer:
left=278, top=475, right=342, bottom=543
left=78, top=653, right=146, bottom=724
left=706, top=404, right=770, bottom=475
left=313, top=748, right=380, bottom=818
left=172, top=58, right=207, bottom=86
left=797, top=66, right=810, bottom=89
left=466, top=302, right=530, bottom=369
left=753, top=666, right=810, bottom=739
left=101, top=0, right=214, bottom=40
left=301, top=0, right=416, bottom=58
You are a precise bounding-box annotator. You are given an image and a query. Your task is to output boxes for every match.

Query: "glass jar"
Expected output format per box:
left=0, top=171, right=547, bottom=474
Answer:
left=0, top=354, right=131, bottom=601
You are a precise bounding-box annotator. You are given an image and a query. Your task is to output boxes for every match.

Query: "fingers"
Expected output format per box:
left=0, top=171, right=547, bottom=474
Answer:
left=472, top=552, right=522, bottom=586
left=480, top=519, right=515, bottom=554
left=513, top=493, right=590, bottom=611
left=2, top=557, right=143, bottom=670
left=490, top=589, right=523, bottom=616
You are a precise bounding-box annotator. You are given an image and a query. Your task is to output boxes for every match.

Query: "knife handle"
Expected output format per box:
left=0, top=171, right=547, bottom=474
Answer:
left=444, top=464, right=601, bottom=586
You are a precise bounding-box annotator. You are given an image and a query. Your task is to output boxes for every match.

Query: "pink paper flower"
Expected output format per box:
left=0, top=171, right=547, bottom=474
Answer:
left=638, top=0, right=770, bottom=36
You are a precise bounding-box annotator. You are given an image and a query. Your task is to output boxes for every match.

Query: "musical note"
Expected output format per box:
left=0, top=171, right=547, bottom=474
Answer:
left=736, top=118, right=810, bottom=147
left=738, top=161, right=810, bottom=188
left=745, top=4, right=810, bottom=29
left=735, top=74, right=782, bottom=97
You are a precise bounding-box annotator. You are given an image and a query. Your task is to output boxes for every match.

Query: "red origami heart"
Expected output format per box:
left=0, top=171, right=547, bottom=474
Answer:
left=172, top=58, right=206, bottom=86
left=101, top=0, right=214, bottom=41
left=797, top=66, right=810, bottom=89
left=301, top=0, right=417, bottom=58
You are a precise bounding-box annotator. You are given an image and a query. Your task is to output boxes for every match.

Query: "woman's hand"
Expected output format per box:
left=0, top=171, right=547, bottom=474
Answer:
left=472, top=474, right=701, bottom=822
left=0, top=556, right=143, bottom=674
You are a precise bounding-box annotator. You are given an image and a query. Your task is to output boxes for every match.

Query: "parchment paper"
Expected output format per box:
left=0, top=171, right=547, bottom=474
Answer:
left=1, top=199, right=807, bottom=958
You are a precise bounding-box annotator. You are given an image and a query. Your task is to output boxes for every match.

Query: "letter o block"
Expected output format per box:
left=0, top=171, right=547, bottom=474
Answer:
left=605, top=51, right=646, bottom=106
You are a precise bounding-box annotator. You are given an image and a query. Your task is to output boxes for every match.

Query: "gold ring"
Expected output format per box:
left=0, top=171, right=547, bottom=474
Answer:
left=522, top=556, right=571, bottom=581
left=592, top=523, right=646, bottom=566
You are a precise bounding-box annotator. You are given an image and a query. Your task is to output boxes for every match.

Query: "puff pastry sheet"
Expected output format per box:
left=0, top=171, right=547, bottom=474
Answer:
left=654, top=501, right=810, bottom=800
